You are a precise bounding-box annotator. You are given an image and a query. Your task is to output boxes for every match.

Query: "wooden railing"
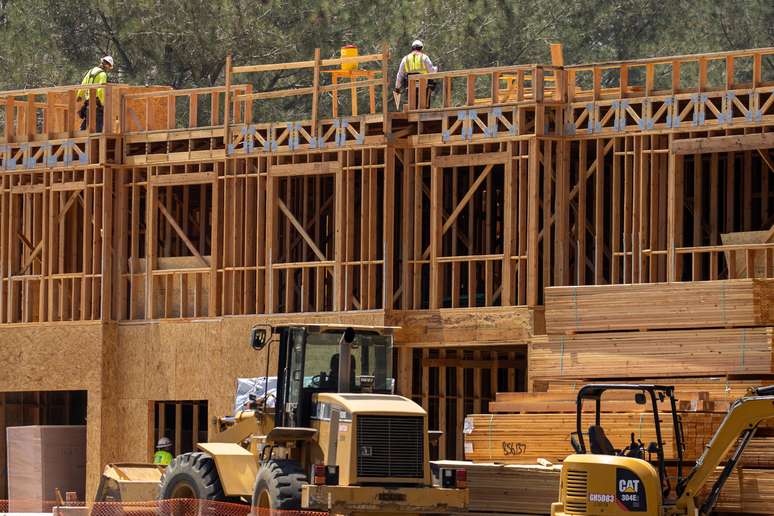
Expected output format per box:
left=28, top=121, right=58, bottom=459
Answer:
left=675, top=243, right=774, bottom=282
left=225, top=47, right=389, bottom=136
left=566, top=47, right=774, bottom=102
left=121, top=85, right=249, bottom=134
left=406, top=64, right=565, bottom=111
left=0, top=83, right=129, bottom=143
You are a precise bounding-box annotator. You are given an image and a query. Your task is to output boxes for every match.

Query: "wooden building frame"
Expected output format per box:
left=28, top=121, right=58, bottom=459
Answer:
left=0, top=46, right=773, bottom=459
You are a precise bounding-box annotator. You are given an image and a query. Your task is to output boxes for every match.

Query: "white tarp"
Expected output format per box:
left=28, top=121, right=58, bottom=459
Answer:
left=234, top=377, right=277, bottom=413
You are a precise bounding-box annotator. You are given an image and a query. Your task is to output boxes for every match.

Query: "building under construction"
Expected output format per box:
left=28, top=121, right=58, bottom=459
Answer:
left=0, top=44, right=773, bottom=509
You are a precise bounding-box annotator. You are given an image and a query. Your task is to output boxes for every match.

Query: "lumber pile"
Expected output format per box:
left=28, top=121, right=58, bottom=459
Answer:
left=739, top=437, right=774, bottom=468
left=490, top=389, right=724, bottom=414
left=463, top=280, right=774, bottom=515
left=433, top=460, right=560, bottom=515
left=544, top=279, right=774, bottom=333
left=533, top=377, right=767, bottom=404
left=703, top=467, right=774, bottom=513
left=529, top=327, right=774, bottom=380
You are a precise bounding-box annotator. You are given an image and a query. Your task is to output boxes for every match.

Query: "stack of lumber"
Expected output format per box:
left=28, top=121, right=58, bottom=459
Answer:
left=703, top=467, right=774, bottom=513
left=433, top=460, right=560, bottom=515
left=544, top=279, right=774, bottom=333
left=529, top=327, right=774, bottom=380
left=466, top=384, right=739, bottom=465
left=462, top=412, right=725, bottom=463
left=739, top=437, right=774, bottom=468
left=533, top=377, right=769, bottom=407
left=489, top=389, right=723, bottom=414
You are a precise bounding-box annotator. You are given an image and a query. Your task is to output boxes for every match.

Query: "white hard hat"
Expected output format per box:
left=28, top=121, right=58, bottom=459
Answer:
left=412, top=40, right=423, bottom=49
left=101, top=55, right=114, bottom=67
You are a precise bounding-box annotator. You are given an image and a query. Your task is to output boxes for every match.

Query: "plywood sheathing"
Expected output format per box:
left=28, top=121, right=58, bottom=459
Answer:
left=0, top=322, right=108, bottom=500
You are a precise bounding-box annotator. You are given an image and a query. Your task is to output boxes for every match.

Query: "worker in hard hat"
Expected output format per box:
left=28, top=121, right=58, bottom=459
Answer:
left=76, top=56, right=114, bottom=132
left=153, top=437, right=174, bottom=466
left=394, top=40, right=437, bottom=107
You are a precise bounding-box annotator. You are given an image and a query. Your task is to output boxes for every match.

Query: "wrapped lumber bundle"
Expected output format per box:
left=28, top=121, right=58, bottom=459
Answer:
left=463, top=412, right=724, bottom=464
left=529, top=328, right=774, bottom=380
left=544, top=279, right=774, bottom=333
left=433, top=460, right=560, bottom=515
left=703, top=467, right=774, bottom=514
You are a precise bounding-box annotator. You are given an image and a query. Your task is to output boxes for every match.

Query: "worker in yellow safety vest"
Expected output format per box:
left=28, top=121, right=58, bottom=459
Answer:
left=76, top=56, right=114, bottom=132
left=153, top=437, right=174, bottom=466
left=394, top=40, right=437, bottom=106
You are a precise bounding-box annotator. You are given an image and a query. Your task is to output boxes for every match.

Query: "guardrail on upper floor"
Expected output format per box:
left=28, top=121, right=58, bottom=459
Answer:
left=223, top=47, right=390, bottom=155
left=0, top=83, right=133, bottom=144
left=565, top=47, right=774, bottom=102
left=405, top=64, right=566, bottom=112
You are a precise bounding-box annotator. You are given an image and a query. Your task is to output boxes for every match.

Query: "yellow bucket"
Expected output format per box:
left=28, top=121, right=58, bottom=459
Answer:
left=341, top=45, right=359, bottom=71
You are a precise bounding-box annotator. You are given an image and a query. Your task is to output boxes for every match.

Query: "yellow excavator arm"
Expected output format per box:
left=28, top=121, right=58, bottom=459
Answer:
left=675, top=385, right=774, bottom=514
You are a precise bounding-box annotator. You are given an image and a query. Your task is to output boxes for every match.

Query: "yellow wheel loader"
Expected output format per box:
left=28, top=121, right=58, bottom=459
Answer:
left=551, top=383, right=774, bottom=515
left=158, top=324, right=467, bottom=514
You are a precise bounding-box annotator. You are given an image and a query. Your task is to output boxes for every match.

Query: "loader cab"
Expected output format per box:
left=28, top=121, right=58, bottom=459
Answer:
left=570, top=384, right=685, bottom=497
left=259, top=325, right=394, bottom=429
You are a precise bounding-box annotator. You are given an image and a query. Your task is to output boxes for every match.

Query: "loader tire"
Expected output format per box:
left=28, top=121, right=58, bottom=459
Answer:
left=252, top=460, right=308, bottom=510
left=158, top=452, right=227, bottom=501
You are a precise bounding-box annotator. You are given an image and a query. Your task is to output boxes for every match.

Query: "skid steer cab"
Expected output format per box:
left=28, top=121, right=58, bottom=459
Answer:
left=551, top=383, right=774, bottom=516
left=158, top=324, right=467, bottom=514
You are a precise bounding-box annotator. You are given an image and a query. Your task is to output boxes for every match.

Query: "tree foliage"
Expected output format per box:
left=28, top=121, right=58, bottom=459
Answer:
left=0, top=0, right=771, bottom=96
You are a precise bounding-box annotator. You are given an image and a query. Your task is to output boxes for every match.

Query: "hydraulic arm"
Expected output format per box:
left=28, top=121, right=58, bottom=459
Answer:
left=674, top=385, right=774, bottom=515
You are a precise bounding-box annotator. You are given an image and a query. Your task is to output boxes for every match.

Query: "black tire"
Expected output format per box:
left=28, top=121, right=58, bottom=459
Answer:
left=158, top=452, right=227, bottom=501
left=251, top=460, right=308, bottom=511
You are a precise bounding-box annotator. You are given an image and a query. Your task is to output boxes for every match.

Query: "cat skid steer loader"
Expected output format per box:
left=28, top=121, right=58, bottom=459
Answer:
left=157, top=324, right=467, bottom=515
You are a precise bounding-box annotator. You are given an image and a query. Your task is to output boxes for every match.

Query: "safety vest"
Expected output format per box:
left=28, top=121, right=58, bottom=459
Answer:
left=77, top=66, right=108, bottom=104
left=404, top=52, right=428, bottom=74
left=153, top=450, right=173, bottom=465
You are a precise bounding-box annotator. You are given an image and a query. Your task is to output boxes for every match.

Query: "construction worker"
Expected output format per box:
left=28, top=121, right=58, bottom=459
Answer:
left=153, top=437, right=173, bottom=465
left=394, top=40, right=437, bottom=107
left=76, top=56, right=114, bottom=132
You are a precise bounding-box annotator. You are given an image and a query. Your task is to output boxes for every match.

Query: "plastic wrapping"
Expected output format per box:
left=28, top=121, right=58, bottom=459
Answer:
left=233, top=377, right=277, bottom=414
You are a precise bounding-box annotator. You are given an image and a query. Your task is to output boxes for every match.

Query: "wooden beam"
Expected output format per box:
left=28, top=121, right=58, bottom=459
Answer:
left=432, top=151, right=509, bottom=168
left=19, top=239, right=43, bottom=274
left=277, top=198, right=326, bottom=261
left=672, top=133, right=774, bottom=155
left=56, top=191, right=82, bottom=223
left=157, top=198, right=209, bottom=267
left=759, top=149, right=774, bottom=175
left=271, top=161, right=340, bottom=177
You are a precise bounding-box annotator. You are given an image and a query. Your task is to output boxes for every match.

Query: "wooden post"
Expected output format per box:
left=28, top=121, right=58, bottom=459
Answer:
left=667, top=148, right=677, bottom=282
left=502, top=143, right=515, bottom=305
left=384, top=147, right=395, bottom=309
left=381, top=43, right=390, bottom=134
left=223, top=54, right=233, bottom=146
left=429, top=158, right=442, bottom=309
left=526, top=137, right=540, bottom=306
left=311, top=48, right=321, bottom=138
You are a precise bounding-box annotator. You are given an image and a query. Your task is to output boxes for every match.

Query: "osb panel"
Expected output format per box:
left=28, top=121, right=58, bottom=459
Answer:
left=0, top=312, right=389, bottom=499
left=389, top=306, right=537, bottom=347
left=0, top=322, right=110, bottom=501
left=111, top=399, right=151, bottom=463
left=112, top=324, right=150, bottom=400
left=0, top=323, right=106, bottom=391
